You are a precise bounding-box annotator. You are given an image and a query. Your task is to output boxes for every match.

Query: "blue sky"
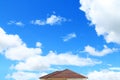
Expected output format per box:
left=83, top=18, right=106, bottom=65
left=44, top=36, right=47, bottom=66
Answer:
left=0, top=0, right=120, bottom=80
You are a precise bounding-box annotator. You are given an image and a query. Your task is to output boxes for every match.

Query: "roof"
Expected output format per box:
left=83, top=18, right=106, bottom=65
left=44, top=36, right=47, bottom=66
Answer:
left=40, top=69, right=87, bottom=79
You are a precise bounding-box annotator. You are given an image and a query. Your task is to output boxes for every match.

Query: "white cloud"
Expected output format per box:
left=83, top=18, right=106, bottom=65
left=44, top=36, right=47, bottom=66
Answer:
left=6, top=71, right=48, bottom=80
left=0, top=27, right=42, bottom=60
left=0, top=27, right=101, bottom=80
left=46, top=15, right=66, bottom=25
left=13, top=56, right=50, bottom=71
left=0, top=27, right=100, bottom=70
left=109, top=67, right=120, bottom=71
left=88, top=69, right=120, bottom=80
left=6, top=71, right=40, bottom=80
left=80, top=0, right=120, bottom=44
left=0, top=28, right=23, bottom=53
left=31, top=14, right=66, bottom=26
left=63, top=33, right=77, bottom=42
left=84, top=45, right=116, bottom=56
left=13, top=51, right=101, bottom=71
left=31, top=20, right=46, bottom=25
left=8, top=21, right=24, bottom=26
left=5, top=44, right=42, bottom=61
left=36, top=42, right=42, bottom=48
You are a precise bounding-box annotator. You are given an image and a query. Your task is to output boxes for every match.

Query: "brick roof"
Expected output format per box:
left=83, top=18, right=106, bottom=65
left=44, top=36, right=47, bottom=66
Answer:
left=40, top=69, right=87, bottom=79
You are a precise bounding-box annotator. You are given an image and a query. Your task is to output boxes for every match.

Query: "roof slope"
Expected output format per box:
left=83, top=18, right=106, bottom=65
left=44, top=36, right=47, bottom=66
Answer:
left=40, top=69, right=87, bottom=79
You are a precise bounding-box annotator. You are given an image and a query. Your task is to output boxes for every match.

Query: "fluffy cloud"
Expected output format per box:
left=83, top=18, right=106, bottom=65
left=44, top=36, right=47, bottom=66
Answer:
left=0, top=28, right=23, bottom=53
left=8, top=21, right=24, bottom=26
left=5, top=45, right=41, bottom=60
left=36, top=42, right=42, bottom=48
left=31, top=20, right=46, bottom=25
left=0, top=27, right=42, bottom=60
left=13, top=51, right=101, bottom=71
left=88, top=69, right=120, bottom=80
left=31, top=14, right=66, bottom=26
left=63, top=33, right=76, bottom=42
left=80, top=0, right=120, bottom=44
left=46, top=15, right=66, bottom=25
left=84, top=45, right=116, bottom=56
left=0, top=27, right=101, bottom=80
left=6, top=71, right=41, bottom=80
left=109, top=67, right=120, bottom=71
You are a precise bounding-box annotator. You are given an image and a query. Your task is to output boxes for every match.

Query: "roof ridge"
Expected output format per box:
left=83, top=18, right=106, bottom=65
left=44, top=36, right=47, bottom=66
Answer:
left=40, top=71, right=61, bottom=79
left=49, top=69, right=66, bottom=78
left=40, top=69, right=87, bottom=79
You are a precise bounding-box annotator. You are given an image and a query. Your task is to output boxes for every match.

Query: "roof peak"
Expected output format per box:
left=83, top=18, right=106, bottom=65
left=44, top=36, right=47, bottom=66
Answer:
left=40, top=69, right=87, bottom=79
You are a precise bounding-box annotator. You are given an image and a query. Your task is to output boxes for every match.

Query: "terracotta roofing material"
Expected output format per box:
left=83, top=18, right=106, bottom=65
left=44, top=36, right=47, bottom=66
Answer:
left=40, top=69, right=87, bottom=79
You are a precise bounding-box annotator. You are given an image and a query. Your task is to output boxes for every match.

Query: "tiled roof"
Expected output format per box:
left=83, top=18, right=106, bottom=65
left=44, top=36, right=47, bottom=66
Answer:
left=40, top=69, right=87, bottom=79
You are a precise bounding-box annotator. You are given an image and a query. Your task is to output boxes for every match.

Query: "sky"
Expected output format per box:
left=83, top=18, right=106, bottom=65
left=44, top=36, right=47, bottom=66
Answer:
left=0, top=0, right=120, bottom=80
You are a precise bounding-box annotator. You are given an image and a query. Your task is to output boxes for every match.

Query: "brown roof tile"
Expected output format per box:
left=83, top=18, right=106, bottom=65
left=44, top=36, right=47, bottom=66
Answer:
left=40, top=69, right=87, bottom=79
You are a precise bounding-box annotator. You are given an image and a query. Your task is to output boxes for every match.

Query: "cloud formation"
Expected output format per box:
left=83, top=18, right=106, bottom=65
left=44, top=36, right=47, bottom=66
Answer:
left=31, top=15, right=66, bottom=26
left=8, top=21, right=24, bottom=26
left=80, top=0, right=120, bottom=44
left=0, top=27, right=42, bottom=60
left=84, top=45, right=116, bottom=56
left=0, top=27, right=101, bottom=80
left=88, top=69, right=120, bottom=80
left=6, top=71, right=41, bottom=80
left=63, top=33, right=76, bottom=42
left=109, top=67, right=120, bottom=71
left=13, top=51, right=101, bottom=71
